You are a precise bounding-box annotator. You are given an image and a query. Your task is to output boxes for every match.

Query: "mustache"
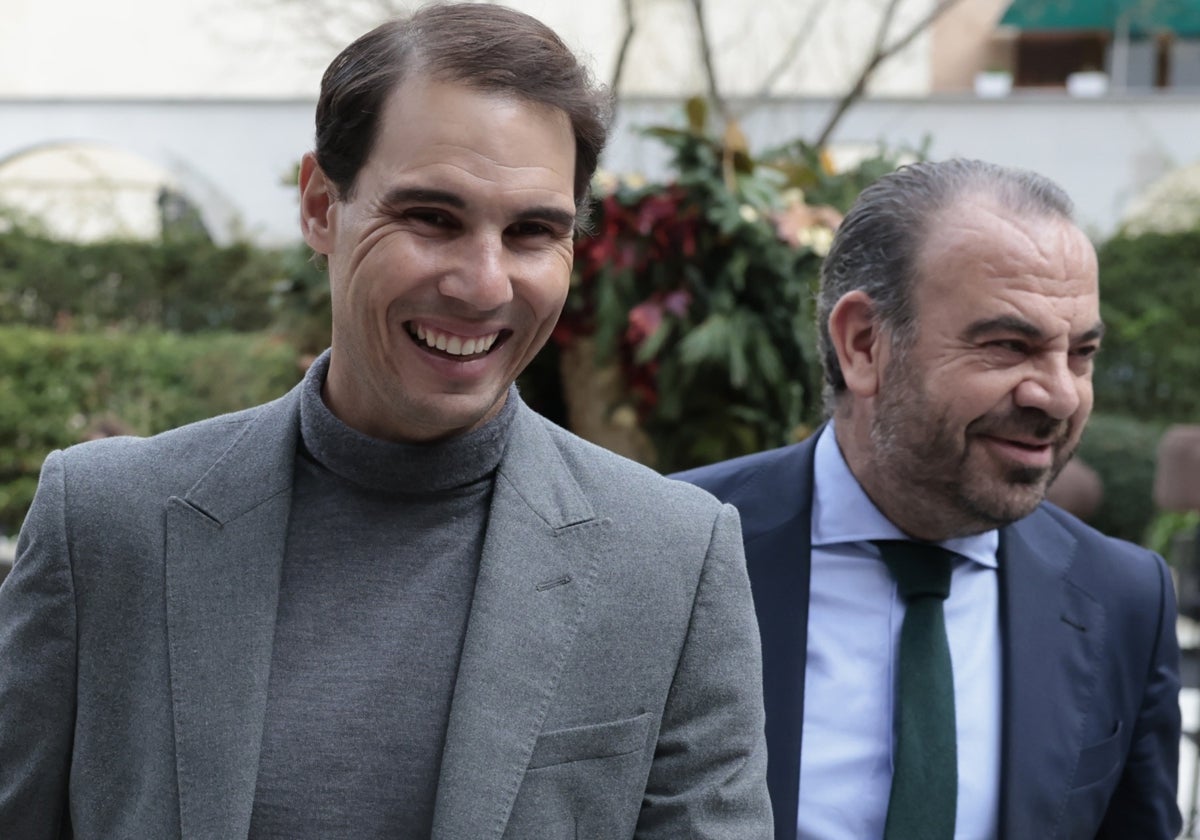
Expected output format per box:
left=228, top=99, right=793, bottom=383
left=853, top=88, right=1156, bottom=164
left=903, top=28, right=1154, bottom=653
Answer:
left=969, top=408, right=1069, bottom=443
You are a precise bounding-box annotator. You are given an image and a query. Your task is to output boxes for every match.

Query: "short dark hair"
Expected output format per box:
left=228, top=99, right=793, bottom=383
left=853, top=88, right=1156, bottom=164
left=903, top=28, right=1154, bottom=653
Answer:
left=816, top=158, right=1075, bottom=407
left=313, top=3, right=612, bottom=226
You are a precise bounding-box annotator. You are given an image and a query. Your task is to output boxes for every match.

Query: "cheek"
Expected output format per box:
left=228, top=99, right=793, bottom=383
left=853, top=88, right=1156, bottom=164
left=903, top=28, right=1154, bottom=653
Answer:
left=522, top=266, right=572, bottom=320
left=1073, top=380, right=1095, bottom=421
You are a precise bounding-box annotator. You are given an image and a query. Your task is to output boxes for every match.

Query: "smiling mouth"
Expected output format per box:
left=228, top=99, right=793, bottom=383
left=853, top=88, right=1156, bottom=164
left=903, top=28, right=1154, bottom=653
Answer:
left=406, top=322, right=508, bottom=359
left=993, top=437, right=1051, bottom=451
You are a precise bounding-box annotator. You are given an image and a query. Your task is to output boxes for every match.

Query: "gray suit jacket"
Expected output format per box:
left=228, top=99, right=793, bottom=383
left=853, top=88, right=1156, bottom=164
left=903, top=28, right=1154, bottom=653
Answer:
left=0, top=384, right=772, bottom=839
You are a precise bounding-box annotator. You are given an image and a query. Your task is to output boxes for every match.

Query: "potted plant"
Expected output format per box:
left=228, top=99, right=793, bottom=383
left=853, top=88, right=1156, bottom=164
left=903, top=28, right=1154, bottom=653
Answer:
left=974, top=66, right=1013, bottom=98
left=555, top=100, right=887, bottom=471
left=1067, top=64, right=1109, bottom=96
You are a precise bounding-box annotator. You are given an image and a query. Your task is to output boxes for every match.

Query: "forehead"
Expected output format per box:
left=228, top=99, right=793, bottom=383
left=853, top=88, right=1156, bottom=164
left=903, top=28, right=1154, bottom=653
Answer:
left=912, top=193, right=1099, bottom=329
left=358, top=74, right=575, bottom=199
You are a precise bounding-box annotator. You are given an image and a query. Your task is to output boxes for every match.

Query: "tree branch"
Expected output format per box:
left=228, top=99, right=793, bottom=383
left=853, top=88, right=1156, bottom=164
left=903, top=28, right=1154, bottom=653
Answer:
left=751, top=0, right=833, bottom=102
left=812, top=0, right=966, bottom=151
left=610, top=0, right=637, bottom=111
left=689, top=0, right=729, bottom=122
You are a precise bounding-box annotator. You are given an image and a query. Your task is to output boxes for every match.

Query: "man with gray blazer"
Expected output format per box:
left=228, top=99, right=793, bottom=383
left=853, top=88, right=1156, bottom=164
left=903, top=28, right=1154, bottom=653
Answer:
left=0, top=6, right=772, bottom=838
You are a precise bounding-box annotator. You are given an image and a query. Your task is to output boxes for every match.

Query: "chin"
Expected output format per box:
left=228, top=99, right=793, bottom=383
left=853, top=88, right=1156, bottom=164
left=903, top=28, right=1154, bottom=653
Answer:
left=962, top=482, right=1048, bottom=529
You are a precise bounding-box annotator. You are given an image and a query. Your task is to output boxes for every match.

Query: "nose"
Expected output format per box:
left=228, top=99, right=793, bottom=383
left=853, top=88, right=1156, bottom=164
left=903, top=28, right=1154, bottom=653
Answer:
left=438, top=233, right=514, bottom=311
left=1013, top=354, right=1083, bottom=420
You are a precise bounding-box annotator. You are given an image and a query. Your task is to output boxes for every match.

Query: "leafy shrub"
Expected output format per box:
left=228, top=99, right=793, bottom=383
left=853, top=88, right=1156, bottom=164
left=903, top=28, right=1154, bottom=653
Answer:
left=555, top=101, right=901, bottom=471
left=0, top=222, right=303, bottom=333
left=1094, top=229, right=1200, bottom=422
left=1074, top=413, right=1165, bottom=544
left=0, top=326, right=302, bottom=535
left=268, top=245, right=333, bottom=354
left=1145, top=509, right=1200, bottom=561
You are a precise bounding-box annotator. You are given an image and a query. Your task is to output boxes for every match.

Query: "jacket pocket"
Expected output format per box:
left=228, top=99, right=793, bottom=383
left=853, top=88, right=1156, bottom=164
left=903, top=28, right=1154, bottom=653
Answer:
left=527, top=711, right=654, bottom=770
left=1070, top=719, right=1124, bottom=790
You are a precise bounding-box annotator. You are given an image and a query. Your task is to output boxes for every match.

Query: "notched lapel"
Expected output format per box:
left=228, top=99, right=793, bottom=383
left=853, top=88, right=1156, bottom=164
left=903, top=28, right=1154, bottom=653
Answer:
left=432, top=408, right=606, bottom=840
left=999, top=515, right=1105, bottom=838
left=164, top=390, right=300, bottom=840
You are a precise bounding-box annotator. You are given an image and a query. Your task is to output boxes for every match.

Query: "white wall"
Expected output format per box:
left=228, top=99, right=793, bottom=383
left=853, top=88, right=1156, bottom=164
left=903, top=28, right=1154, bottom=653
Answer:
left=0, top=0, right=937, bottom=99
left=2, top=93, right=1196, bottom=244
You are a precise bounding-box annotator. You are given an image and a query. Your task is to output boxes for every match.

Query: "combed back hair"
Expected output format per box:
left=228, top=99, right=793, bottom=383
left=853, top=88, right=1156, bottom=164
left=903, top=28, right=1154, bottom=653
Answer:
left=314, top=2, right=612, bottom=228
left=816, top=158, right=1075, bottom=407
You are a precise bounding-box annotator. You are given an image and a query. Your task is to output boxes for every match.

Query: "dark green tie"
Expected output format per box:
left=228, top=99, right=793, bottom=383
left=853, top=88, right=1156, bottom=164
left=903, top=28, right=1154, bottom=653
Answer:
left=874, top=539, right=957, bottom=840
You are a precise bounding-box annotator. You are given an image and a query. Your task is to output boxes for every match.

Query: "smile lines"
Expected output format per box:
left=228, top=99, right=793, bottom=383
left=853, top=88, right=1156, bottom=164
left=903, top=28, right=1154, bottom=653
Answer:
left=409, top=322, right=501, bottom=357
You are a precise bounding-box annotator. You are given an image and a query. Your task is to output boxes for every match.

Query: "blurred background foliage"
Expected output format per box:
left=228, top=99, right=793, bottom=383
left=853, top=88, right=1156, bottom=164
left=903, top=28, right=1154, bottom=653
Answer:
left=1093, top=228, right=1200, bottom=420
left=0, top=326, right=299, bottom=534
left=1, top=103, right=1199, bottom=548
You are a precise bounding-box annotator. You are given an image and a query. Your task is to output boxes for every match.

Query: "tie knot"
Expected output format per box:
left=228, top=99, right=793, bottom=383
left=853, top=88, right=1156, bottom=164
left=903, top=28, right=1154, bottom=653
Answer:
left=874, top=539, right=955, bottom=601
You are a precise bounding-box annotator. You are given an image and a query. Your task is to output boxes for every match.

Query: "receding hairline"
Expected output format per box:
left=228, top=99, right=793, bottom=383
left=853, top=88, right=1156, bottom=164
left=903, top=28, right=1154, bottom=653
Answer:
left=908, top=181, right=1083, bottom=285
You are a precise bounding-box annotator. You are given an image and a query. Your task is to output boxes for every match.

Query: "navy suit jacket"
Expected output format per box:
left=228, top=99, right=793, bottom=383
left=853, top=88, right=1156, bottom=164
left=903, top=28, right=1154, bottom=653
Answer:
left=676, top=432, right=1182, bottom=840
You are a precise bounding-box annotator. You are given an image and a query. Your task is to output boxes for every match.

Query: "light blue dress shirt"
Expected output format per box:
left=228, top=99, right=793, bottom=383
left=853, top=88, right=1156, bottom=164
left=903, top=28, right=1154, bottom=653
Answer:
left=797, top=424, right=1001, bottom=840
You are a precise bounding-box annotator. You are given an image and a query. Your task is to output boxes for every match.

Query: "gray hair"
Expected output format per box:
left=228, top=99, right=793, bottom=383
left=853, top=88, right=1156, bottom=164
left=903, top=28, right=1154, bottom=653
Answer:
left=816, top=158, right=1075, bottom=409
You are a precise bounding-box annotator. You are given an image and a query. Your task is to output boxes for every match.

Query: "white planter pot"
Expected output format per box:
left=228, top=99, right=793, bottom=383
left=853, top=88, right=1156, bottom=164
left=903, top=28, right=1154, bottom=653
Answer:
left=974, top=71, right=1013, bottom=98
left=1067, top=71, right=1109, bottom=97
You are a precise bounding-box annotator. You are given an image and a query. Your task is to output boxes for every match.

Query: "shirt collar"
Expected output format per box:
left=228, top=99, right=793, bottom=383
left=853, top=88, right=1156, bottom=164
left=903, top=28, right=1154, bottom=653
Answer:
left=811, top=423, right=998, bottom=569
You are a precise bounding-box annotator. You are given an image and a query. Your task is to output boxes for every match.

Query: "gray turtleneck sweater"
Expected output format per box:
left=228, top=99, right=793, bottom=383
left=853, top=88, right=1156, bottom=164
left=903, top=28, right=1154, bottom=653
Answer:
left=248, top=353, right=517, bottom=838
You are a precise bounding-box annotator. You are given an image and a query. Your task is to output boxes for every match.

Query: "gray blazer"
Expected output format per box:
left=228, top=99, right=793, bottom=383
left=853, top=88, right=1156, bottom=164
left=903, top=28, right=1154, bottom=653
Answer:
left=0, top=384, right=772, bottom=839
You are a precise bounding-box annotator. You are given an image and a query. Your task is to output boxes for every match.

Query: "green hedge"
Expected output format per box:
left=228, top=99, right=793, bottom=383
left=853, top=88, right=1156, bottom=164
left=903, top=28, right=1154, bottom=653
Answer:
left=1074, top=413, right=1165, bottom=545
left=0, top=224, right=306, bottom=333
left=1094, top=228, right=1200, bottom=422
left=0, top=326, right=302, bottom=535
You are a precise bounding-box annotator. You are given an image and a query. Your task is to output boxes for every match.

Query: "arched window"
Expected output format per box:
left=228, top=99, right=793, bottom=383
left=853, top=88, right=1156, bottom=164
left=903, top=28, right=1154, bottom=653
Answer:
left=0, top=142, right=204, bottom=241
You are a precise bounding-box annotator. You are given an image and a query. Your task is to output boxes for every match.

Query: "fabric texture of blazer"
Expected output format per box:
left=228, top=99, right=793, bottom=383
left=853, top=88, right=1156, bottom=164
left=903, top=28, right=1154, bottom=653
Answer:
left=0, top=383, right=773, bottom=839
left=675, top=430, right=1181, bottom=840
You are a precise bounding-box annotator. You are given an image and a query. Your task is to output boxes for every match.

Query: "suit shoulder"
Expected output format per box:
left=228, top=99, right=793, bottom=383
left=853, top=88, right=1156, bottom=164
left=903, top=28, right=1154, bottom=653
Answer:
left=1025, top=502, right=1169, bottom=601
left=1037, top=502, right=1162, bottom=565
left=536, top=416, right=727, bottom=520
left=55, top=398, right=280, bottom=496
left=671, top=439, right=815, bottom=505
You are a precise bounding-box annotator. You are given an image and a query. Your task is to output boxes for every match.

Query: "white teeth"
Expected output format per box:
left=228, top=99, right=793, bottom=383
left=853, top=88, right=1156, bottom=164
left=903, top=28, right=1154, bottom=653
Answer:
left=410, top=324, right=499, bottom=356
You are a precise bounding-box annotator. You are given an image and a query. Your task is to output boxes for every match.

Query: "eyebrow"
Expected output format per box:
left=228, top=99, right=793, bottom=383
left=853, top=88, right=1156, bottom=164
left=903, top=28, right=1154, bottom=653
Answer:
left=962, top=315, right=1106, bottom=344
left=381, top=187, right=465, bottom=209
left=380, top=186, right=576, bottom=230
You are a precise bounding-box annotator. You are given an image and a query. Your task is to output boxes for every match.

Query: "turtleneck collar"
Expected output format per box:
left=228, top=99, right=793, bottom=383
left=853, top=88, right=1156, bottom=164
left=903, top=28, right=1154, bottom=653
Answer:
left=298, top=349, right=518, bottom=495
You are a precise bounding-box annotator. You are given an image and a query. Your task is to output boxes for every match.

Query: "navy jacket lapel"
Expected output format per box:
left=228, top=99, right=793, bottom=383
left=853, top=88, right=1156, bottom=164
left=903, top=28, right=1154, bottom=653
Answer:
left=998, top=510, right=1103, bottom=838
left=164, top=390, right=301, bottom=839
left=676, top=433, right=818, bottom=840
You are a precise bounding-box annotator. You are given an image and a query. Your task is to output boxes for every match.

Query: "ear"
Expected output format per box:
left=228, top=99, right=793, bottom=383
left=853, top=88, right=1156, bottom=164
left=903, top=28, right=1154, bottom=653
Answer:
left=299, top=152, right=336, bottom=254
left=827, top=290, right=888, bottom=399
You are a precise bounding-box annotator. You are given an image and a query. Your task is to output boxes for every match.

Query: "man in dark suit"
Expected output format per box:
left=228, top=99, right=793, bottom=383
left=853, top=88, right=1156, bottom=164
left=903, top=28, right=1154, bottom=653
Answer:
left=677, top=159, right=1181, bottom=839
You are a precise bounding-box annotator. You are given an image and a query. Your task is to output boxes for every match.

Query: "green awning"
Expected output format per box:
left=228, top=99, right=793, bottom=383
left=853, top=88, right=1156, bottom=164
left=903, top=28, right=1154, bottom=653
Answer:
left=1000, top=0, right=1200, bottom=36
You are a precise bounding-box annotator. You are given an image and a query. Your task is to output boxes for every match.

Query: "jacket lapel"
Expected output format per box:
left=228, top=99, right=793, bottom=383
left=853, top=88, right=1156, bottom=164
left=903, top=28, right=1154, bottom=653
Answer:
left=164, top=390, right=301, bottom=840
left=431, top=405, right=607, bottom=839
left=720, top=434, right=819, bottom=840
left=998, top=511, right=1104, bottom=838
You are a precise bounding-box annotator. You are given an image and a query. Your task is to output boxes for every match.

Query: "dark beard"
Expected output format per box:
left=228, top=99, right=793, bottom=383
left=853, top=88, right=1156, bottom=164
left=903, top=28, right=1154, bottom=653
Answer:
left=869, top=358, right=1078, bottom=536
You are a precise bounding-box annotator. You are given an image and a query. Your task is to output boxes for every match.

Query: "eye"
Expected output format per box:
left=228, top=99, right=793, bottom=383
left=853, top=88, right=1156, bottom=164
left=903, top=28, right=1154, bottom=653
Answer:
left=1070, top=344, right=1099, bottom=361
left=405, top=208, right=457, bottom=229
left=507, top=220, right=557, bottom=239
left=986, top=339, right=1029, bottom=355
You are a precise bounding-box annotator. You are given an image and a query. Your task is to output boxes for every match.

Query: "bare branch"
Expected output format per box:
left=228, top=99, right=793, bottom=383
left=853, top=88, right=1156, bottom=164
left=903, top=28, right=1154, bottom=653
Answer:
left=689, top=0, right=729, bottom=122
left=247, top=0, right=413, bottom=49
left=812, top=0, right=967, bottom=151
left=878, top=0, right=964, bottom=67
left=750, top=0, right=834, bottom=102
left=610, top=0, right=637, bottom=103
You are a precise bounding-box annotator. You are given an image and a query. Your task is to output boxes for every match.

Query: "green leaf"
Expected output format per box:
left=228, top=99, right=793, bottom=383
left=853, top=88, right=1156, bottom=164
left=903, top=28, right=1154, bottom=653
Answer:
left=678, top=313, right=732, bottom=367
left=633, top=317, right=674, bottom=364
